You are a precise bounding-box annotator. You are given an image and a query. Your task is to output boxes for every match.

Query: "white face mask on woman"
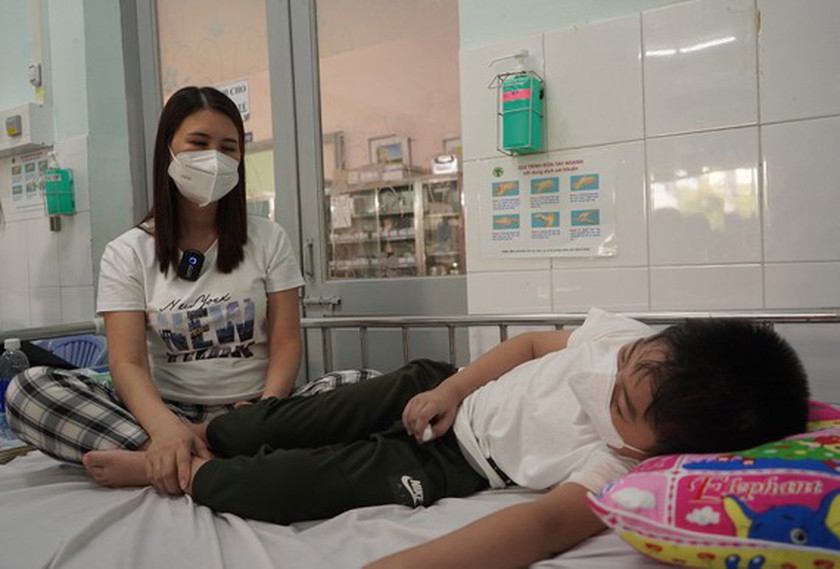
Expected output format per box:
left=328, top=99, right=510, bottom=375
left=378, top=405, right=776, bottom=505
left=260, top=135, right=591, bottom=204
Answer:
left=168, top=149, right=240, bottom=207
left=568, top=369, right=649, bottom=456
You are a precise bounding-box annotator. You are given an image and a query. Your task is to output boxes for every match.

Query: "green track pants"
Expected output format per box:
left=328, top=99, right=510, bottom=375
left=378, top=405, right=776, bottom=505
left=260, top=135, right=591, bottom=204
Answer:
left=192, top=359, right=489, bottom=524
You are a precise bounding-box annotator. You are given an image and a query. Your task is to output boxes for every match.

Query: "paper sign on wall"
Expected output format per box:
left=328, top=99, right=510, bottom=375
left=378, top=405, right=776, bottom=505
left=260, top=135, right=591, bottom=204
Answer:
left=1, top=150, right=48, bottom=221
left=478, top=149, right=617, bottom=258
left=215, top=79, right=250, bottom=121
left=330, top=194, right=353, bottom=229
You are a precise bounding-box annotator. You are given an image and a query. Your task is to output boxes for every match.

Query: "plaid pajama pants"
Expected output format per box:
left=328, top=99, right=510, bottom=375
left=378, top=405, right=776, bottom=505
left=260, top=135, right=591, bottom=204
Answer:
left=4, top=366, right=381, bottom=464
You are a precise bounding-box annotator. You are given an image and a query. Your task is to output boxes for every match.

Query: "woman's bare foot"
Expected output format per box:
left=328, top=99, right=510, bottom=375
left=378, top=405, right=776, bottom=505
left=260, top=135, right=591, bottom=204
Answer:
left=83, top=449, right=149, bottom=488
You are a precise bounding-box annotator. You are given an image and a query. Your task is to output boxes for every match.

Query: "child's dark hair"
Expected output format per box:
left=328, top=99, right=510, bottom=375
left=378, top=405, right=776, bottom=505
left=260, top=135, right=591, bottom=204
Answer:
left=643, top=319, right=809, bottom=455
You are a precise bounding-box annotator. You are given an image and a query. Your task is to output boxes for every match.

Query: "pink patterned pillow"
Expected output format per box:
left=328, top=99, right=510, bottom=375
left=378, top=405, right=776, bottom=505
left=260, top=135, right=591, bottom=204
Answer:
left=588, top=401, right=840, bottom=569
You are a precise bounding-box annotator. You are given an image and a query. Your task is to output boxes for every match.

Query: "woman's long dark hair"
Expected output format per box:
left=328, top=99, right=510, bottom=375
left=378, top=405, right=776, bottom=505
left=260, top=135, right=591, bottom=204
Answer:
left=141, top=86, right=247, bottom=275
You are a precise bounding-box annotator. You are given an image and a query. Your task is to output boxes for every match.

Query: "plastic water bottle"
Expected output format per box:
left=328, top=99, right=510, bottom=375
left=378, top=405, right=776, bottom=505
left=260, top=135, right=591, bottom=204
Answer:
left=0, top=338, right=29, bottom=440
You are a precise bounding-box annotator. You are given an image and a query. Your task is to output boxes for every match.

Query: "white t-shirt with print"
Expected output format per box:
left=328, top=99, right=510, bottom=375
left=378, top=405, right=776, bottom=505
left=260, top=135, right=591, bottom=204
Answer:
left=453, top=307, right=655, bottom=492
left=97, top=215, right=305, bottom=404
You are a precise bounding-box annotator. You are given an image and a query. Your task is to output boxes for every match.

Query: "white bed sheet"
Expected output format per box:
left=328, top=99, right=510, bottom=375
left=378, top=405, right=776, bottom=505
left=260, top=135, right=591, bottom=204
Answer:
left=0, top=451, right=662, bottom=569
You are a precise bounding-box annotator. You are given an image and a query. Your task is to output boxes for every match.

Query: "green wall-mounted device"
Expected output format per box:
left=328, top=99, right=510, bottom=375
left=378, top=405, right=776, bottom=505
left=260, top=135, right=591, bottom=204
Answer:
left=44, top=167, right=74, bottom=215
left=499, top=71, right=544, bottom=155
left=489, top=50, right=545, bottom=156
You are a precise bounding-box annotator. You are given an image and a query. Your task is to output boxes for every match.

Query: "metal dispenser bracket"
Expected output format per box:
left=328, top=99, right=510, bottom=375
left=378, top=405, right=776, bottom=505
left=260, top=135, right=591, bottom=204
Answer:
left=488, top=50, right=545, bottom=156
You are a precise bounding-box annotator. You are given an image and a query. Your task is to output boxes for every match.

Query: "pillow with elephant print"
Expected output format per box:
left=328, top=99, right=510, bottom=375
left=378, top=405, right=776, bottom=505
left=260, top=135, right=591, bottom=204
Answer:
left=587, top=400, right=840, bottom=569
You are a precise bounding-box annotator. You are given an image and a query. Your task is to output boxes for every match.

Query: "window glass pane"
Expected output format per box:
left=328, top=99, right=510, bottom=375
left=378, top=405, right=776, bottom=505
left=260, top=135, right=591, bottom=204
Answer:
left=155, top=0, right=275, bottom=218
left=316, top=0, right=464, bottom=279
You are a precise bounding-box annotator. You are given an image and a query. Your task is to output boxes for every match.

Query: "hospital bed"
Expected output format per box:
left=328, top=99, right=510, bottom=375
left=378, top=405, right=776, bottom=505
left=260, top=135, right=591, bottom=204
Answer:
left=0, top=310, right=837, bottom=569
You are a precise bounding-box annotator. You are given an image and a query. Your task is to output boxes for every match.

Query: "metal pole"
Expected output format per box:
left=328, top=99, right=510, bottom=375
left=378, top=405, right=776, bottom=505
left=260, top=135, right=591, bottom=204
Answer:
left=447, top=325, right=456, bottom=366
left=360, top=326, right=369, bottom=369
left=402, top=326, right=410, bottom=364
left=321, top=326, right=332, bottom=374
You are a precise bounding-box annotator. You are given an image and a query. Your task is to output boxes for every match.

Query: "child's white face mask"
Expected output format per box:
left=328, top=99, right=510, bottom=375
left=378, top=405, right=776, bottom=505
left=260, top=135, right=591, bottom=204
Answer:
left=168, top=149, right=239, bottom=207
left=568, top=370, right=648, bottom=456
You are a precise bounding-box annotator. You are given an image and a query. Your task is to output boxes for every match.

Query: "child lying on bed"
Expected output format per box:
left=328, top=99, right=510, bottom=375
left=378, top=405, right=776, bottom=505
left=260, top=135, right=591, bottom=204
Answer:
left=77, top=309, right=813, bottom=568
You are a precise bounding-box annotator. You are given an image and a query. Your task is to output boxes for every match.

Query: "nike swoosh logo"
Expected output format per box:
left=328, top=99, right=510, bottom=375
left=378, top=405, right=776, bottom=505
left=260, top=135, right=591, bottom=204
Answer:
left=400, top=475, right=423, bottom=506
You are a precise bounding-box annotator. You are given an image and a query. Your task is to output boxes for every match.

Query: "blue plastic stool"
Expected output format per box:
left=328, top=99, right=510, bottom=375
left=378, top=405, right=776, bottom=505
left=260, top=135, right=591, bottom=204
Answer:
left=41, top=334, right=107, bottom=369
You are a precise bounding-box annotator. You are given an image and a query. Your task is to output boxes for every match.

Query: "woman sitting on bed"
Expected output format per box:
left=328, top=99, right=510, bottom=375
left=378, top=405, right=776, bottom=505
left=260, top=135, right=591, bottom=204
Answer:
left=5, top=85, right=305, bottom=497
left=41, top=308, right=809, bottom=568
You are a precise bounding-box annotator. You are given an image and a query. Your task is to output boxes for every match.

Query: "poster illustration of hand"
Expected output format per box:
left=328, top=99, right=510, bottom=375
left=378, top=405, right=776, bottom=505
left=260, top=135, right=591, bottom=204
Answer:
left=478, top=148, right=617, bottom=258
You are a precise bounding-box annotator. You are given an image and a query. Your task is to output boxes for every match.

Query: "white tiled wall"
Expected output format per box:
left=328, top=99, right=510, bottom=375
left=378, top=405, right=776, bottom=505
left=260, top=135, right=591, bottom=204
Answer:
left=461, top=0, right=840, bottom=401
left=463, top=0, right=840, bottom=313
left=762, top=117, right=840, bottom=263
left=647, top=127, right=761, bottom=266
left=0, top=136, right=95, bottom=331
left=757, top=0, right=840, bottom=123
left=642, top=0, right=758, bottom=136
left=0, top=215, right=95, bottom=331
left=542, top=15, right=644, bottom=149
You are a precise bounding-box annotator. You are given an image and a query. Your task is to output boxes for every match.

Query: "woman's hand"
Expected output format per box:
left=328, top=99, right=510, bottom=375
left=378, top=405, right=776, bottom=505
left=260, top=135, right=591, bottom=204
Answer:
left=145, top=422, right=212, bottom=494
left=233, top=391, right=282, bottom=409
left=401, top=384, right=460, bottom=443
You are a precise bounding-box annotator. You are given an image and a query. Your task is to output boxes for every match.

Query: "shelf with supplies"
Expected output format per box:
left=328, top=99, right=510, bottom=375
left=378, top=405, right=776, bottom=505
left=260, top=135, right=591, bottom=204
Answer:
left=325, top=171, right=464, bottom=280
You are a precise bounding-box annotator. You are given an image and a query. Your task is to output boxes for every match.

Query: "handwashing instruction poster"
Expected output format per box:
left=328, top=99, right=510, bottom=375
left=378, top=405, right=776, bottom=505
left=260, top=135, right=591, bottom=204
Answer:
left=1, top=150, right=48, bottom=221
left=479, top=149, right=617, bottom=258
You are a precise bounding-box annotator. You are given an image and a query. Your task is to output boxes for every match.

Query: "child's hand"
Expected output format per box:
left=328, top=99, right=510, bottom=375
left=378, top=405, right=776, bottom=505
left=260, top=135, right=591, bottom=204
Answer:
left=401, top=386, right=459, bottom=443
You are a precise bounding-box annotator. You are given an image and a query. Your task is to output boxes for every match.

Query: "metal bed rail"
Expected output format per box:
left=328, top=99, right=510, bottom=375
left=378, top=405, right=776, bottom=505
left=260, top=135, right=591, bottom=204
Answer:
left=3, top=310, right=840, bottom=370
left=1, top=319, right=105, bottom=343
left=303, top=311, right=840, bottom=369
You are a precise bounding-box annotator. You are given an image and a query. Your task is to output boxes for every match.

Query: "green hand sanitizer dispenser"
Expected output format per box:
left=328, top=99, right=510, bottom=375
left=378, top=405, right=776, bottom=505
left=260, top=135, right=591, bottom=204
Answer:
left=44, top=168, right=74, bottom=215
left=490, top=50, right=544, bottom=156
left=500, top=72, right=544, bottom=155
